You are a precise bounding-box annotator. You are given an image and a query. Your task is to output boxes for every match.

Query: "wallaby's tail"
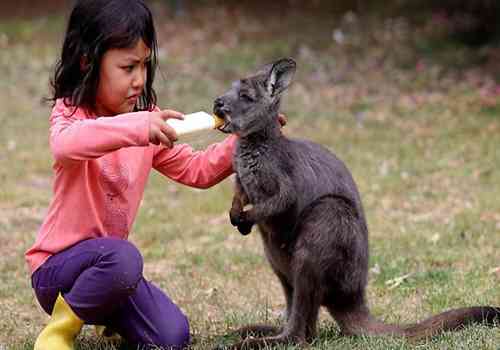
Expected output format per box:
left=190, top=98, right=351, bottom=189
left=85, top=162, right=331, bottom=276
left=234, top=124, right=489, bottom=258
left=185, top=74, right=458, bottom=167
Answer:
left=333, top=305, right=500, bottom=340
left=401, top=306, right=500, bottom=339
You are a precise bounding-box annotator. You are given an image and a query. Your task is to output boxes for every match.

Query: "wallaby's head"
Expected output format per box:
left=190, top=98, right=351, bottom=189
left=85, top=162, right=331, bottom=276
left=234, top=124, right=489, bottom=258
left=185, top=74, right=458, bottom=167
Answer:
left=214, top=58, right=296, bottom=137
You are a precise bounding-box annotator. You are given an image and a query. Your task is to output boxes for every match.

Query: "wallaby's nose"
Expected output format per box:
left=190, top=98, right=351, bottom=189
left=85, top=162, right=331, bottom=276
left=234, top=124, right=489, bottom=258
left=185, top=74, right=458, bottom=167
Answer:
left=213, top=97, right=226, bottom=116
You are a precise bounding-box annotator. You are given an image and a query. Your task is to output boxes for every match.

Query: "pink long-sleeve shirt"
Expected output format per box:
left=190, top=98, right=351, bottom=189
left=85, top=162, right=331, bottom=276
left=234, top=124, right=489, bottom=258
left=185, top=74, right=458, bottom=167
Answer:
left=25, top=99, right=236, bottom=273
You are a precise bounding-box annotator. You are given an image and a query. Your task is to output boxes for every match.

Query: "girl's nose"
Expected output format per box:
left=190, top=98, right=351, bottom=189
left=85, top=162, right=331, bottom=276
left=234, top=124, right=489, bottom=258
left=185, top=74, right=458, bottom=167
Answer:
left=132, top=67, right=146, bottom=88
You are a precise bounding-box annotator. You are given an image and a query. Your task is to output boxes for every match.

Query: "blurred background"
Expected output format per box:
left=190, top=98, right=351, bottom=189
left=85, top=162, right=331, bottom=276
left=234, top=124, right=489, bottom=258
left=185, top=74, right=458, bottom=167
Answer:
left=0, top=1, right=499, bottom=349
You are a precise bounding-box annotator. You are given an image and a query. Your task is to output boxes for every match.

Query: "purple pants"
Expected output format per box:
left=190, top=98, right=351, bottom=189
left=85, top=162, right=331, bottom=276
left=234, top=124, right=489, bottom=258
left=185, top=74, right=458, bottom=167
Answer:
left=31, top=237, right=190, bottom=349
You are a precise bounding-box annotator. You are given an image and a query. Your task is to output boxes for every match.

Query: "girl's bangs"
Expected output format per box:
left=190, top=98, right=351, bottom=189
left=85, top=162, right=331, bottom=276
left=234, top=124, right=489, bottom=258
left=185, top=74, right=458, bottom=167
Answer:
left=106, top=14, right=156, bottom=51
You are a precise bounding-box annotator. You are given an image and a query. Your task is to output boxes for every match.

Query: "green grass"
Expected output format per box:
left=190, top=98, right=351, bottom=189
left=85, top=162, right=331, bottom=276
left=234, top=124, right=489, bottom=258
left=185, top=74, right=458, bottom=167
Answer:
left=0, top=3, right=499, bottom=350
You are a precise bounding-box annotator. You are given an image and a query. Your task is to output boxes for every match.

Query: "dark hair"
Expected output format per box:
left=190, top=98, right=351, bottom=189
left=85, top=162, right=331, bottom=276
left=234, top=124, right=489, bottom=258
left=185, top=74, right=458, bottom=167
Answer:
left=48, top=0, right=158, bottom=112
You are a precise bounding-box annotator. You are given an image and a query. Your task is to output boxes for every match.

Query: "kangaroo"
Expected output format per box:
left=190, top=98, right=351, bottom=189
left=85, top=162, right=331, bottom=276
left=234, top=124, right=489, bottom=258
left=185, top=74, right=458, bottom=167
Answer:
left=212, top=58, right=500, bottom=349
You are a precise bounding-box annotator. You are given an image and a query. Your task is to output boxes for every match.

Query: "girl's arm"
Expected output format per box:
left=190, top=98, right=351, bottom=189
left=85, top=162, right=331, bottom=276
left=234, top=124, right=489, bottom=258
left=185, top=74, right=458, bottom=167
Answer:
left=50, top=111, right=151, bottom=166
left=153, top=135, right=237, bottom=189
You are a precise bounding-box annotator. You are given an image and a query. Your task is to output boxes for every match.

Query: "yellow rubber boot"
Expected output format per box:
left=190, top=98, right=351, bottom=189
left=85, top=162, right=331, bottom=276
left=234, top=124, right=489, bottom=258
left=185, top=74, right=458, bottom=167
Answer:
left=34, top=293, right=84, bottom=350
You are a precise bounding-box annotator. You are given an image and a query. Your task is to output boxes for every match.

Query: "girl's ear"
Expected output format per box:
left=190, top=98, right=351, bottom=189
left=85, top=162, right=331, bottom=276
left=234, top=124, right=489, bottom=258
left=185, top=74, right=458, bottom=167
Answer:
left=80, top=54, right=89, bottom=72
left=266, top=58, right=296, bottom=97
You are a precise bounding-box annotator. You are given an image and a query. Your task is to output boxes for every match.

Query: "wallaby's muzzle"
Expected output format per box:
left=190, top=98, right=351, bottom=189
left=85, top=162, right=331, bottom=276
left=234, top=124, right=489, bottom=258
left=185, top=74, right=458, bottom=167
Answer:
left=213, top=97, right=233, bottom=133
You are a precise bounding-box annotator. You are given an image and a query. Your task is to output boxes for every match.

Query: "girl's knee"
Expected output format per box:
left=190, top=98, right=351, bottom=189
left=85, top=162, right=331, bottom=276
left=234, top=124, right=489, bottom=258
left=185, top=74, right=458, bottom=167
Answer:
left=98, top=238, right=144, bottom=290
left=157, top=314, right=190, bottom=349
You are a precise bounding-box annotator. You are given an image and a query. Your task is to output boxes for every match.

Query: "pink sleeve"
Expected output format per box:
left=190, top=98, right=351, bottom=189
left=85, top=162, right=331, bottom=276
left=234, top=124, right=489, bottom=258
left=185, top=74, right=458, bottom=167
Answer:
left=153, top=135, right=237, bottom=189
left=49, top=103, right=150, bottom=166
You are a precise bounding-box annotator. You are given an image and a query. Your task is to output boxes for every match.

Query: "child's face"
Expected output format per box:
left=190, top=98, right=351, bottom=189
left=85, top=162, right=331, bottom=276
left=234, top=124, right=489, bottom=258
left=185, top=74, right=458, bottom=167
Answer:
left=95, top=39, right=151, bottom=116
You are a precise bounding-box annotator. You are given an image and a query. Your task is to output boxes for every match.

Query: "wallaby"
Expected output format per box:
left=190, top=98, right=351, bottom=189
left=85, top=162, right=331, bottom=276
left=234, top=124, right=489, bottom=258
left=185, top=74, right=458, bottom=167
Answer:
left=212, top=58, right=500, bottom=349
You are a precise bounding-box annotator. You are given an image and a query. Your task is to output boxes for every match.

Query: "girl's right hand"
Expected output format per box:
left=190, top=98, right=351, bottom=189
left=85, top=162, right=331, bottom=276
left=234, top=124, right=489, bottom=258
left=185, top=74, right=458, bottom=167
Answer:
left=148, top=110, right=184, bottom=148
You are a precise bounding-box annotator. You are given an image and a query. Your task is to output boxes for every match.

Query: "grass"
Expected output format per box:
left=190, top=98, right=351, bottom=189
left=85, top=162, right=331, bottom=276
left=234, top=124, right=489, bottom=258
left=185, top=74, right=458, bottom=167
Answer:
left=0, top=3, right=499, bottom=349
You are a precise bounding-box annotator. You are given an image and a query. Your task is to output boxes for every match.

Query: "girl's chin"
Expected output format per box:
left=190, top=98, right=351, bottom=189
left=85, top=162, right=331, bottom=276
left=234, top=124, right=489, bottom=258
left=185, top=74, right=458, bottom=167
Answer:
left=125, top=100, right=137, bottom=112
left=117, top=102, right=136, bottom=114
left=95, top=102, right=135, bottom=116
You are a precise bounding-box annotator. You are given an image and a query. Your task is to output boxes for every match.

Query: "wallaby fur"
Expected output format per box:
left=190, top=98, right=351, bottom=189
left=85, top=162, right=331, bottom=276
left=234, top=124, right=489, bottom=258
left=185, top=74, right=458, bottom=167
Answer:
left=213, top=58, right=500, bottom=349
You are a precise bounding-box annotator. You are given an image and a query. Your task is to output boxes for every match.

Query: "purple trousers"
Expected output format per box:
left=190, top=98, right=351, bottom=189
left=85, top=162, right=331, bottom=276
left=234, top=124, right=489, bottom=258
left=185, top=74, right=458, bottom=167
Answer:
left=31, top=237, right=190, bottom=349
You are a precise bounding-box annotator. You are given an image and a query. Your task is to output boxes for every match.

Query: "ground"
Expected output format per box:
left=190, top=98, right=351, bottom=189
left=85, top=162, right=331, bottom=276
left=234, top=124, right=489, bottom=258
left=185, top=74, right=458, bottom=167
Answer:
left=0, top=2, right=499, bottom=349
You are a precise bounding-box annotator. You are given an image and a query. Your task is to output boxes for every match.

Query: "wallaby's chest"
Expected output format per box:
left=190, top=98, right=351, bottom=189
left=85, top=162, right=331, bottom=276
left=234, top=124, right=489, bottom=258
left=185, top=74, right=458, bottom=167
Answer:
left=234, top=146, right=281, bottom=203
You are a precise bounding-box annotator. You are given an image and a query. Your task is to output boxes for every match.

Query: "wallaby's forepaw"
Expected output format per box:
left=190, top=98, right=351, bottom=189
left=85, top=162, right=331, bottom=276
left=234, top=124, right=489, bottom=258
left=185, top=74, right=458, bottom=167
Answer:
left=229, top=210, right=254, bottom=235
left=237, top=222, right=253, bottom=235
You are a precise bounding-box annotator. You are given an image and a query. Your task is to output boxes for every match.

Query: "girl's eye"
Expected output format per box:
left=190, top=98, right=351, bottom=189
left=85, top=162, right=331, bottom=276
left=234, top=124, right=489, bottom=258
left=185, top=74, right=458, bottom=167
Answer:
left=123, top=65, right=134, bottom=72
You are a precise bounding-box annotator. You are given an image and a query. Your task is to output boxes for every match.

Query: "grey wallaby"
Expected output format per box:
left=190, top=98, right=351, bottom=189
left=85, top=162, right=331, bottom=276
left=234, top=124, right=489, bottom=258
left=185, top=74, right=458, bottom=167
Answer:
left=213, top=58, right=500, bottom=349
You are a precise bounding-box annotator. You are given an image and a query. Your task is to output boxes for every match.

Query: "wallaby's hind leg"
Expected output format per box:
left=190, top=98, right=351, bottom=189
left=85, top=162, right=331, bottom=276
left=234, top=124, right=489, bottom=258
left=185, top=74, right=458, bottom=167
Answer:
left=327, top=302, right=374, bottom=337
left=224, top=256, right=321, bottom=349
left=223, top=255, right=294, bottom=345
left=282, top=256, right=321, bottom=340
left=274, top=269, right=293, bottom=321
left=228, top=272, right=291, bottom=339
left=288, top=260, right=321, bottom=344
left=305, top=312, right=319, bottom=343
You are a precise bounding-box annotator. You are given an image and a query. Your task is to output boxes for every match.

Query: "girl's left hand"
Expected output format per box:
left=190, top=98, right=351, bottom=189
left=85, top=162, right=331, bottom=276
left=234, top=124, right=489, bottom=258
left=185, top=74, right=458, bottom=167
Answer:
left=278, top=113, right=287, bottom=127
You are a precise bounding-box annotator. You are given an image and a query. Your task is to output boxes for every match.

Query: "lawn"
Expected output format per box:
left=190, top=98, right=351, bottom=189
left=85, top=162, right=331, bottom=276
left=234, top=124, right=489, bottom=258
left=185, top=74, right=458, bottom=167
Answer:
left=0, top=2, right=498, bottom=349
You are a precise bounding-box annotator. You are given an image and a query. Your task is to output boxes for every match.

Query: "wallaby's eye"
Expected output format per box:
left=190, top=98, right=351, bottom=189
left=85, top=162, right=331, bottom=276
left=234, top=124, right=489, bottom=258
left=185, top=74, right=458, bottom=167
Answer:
left=239, top=92, right=254, bottom=102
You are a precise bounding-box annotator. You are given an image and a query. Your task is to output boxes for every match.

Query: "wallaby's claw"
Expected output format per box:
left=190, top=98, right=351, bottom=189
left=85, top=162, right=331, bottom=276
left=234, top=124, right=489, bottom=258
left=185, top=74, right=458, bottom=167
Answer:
left=237, top=222, right=253, bottom=235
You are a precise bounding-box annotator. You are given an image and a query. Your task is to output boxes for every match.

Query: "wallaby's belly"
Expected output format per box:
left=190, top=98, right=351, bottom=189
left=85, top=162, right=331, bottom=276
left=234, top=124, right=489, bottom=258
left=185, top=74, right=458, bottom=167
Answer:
left=258, top=223, right=294, bottom=283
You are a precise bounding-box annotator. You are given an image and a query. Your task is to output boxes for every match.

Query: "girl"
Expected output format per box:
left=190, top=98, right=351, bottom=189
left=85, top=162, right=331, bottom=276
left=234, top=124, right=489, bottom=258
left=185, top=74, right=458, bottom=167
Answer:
left=25, top=0, right=237, bottom=349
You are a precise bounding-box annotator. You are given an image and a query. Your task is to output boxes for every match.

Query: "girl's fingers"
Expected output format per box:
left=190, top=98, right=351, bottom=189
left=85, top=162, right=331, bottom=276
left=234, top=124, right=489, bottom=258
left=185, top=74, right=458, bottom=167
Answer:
left=160, top=123, right=178, bottom=142
left=278, top=113, right=287, bottom=127
left=150, top=136, right=160, bottom=145
left=160, top=109, right=184, bottom=120
left=157, top=131, right=173, bottom=148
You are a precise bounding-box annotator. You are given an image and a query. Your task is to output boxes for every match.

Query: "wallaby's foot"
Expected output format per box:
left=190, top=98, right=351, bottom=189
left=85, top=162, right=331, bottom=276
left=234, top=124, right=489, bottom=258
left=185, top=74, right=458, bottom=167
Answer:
left=219, top=333, right=306, bottom=350
left=305, top=325, right=317, bottom=343
left=231, top=324, right=281, bottom=338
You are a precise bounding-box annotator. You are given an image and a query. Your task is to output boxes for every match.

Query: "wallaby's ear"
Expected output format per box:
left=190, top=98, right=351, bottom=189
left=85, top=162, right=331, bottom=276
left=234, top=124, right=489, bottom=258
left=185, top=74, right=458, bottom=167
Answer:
left=266, top=58, right=296, bottom=97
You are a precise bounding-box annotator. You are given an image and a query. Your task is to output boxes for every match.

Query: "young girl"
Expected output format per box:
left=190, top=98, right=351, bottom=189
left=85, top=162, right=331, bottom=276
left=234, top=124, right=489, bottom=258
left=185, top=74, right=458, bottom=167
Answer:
left=25, top=0, right=237, bottom=349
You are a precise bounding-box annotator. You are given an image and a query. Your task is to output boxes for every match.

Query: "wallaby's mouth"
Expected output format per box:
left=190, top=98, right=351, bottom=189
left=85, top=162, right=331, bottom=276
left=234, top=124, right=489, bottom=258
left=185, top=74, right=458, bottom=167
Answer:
left=215, top=112, right=233, bottom=134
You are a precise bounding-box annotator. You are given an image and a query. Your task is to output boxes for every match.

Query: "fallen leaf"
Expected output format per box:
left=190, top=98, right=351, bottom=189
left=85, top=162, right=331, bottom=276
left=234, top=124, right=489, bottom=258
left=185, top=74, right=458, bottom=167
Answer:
left=385, top=273, right=413, bottom=290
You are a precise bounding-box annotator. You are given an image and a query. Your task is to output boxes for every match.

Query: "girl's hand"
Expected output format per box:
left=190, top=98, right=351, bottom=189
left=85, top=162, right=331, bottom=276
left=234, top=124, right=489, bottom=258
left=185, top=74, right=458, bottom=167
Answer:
left=278, top=113, right=287, bottom=127
left=149, top=110, right=184, bottom=148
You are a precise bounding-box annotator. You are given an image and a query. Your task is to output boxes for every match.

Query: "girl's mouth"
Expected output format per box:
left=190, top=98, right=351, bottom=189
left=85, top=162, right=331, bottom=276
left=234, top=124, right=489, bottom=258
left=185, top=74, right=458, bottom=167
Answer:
left=127, top=95, right=139, bottom=105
